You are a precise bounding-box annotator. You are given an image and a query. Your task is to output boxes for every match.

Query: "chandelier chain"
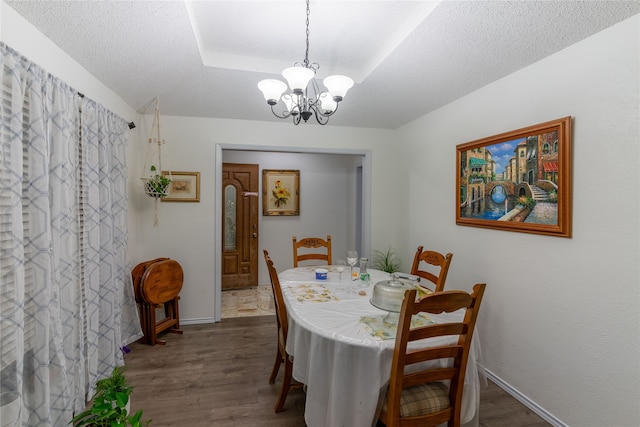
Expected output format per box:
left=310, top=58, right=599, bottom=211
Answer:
left=304, top=0, right=311, bottom=68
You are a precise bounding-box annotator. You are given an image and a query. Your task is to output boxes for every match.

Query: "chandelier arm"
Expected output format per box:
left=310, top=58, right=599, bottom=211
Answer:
left=306, top=89, right=340, bottom=119
left=307, top=97, right=322, bottom=114
left=320, top=102, right=339, bottom=118
left=306, top=79, right=322, bottom=113
left=312, top=105, right=329, bottom=125
left=269, top=104, right=292, bottom=120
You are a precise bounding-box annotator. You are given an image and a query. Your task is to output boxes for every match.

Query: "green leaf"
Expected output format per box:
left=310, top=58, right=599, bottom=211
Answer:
left=115, top=391, right=129, bottom=408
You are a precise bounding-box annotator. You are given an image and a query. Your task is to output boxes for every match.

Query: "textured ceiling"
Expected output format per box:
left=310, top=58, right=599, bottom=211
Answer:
left=6, top=1, right=640, bottom=129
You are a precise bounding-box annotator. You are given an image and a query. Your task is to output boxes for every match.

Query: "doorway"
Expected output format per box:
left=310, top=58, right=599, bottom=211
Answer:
left=221, top=163, right=259, bottom=290
left=214, top=145, right=372, bottom=322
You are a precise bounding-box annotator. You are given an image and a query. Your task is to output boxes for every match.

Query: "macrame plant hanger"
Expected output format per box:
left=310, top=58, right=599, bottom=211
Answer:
left=141, top=98, right=172, bottom=226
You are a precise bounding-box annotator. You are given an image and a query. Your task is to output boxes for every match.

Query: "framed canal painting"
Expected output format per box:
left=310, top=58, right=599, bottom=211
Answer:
left=456, top=116, right=572, bottom=238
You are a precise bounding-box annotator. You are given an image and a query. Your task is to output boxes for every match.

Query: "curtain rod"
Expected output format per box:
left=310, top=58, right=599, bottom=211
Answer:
left=76, top=91, right=135, bottom=129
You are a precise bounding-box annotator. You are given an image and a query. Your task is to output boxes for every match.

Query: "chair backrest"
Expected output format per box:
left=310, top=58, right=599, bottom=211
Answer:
left=263, top=250, right=289, bottom=339
left=292, top=235, right=332, bottom=267
left=383, top=283, right=486, bottom=427
left=410, top=246, right=453, bottom=293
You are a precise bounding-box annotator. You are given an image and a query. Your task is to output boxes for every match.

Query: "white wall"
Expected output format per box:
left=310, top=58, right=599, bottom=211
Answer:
left=397, top=15, right=640, bottom=427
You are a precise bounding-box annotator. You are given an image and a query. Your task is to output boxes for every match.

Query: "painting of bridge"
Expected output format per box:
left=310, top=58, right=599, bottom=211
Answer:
left=456, top=117, right=573, bottom=238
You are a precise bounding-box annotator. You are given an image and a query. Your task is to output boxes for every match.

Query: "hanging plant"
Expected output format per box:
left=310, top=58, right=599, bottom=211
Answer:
left=139, top=98, right=174, bottom=225
left=144, top=165, right=171, bottom=198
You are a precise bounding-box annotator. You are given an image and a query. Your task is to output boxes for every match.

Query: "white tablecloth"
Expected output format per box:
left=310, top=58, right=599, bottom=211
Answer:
left=279, top=266, right=482, bottom=427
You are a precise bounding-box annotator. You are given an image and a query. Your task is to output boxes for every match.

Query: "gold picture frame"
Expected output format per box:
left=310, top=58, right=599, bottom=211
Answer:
left=456, top=116, right=572, bottom=237
left=262, top=169, right=300, bottom=216
left=162, top=171, right=200, bottom=202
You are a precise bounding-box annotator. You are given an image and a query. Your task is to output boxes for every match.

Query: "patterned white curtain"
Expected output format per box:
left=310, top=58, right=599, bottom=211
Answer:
left=0, top=43, right=141, bottom=427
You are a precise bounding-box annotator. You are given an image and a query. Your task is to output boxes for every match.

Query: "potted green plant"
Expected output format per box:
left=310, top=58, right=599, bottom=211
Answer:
left=371, top=247, right=401, bottom=274
left=144, top=166, right=171, bottom=198
left=70, top=366, right=150, bottom=427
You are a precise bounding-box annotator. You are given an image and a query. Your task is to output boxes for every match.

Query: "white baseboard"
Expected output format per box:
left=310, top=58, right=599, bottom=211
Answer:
left=180, top=317, right=217, bottom=325
left=481, top=365, right=568, bottom=427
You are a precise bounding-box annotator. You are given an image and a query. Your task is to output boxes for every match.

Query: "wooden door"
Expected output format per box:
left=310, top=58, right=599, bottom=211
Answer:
left=222, top=163, right=259, bottom=290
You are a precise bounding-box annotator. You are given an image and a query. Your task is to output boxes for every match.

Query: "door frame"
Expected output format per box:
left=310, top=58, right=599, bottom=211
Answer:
left=214, top=143, right=372, bottom=322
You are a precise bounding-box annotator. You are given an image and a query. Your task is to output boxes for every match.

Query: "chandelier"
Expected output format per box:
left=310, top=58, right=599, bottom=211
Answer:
left=257, top=0, right=354, bottom=125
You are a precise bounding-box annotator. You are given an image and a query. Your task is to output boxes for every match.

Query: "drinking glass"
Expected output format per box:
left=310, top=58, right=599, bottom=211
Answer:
left=335, top=259, right=346, bottom=281
left=346, top=250, right=358, bottom=281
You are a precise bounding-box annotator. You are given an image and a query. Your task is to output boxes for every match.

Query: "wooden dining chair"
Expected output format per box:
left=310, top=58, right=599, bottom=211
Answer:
left=410, top=246, right=453, bottom=293
left=263, top=250, right=302, bottom=413
left=378, top=283, right=486, bottom=427
left=292, top=235, right=332, bottom=267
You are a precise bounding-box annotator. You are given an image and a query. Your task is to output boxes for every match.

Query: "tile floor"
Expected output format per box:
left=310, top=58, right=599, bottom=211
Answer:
left=221, top=285, right=275, bottom=318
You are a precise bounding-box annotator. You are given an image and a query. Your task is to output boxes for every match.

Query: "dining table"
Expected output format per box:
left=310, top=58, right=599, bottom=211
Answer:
left=278, top=265, right=484, bottom=427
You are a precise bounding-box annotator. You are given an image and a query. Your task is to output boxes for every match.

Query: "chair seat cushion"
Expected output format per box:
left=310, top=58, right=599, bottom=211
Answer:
left=384, top=381, right=450, bottom=417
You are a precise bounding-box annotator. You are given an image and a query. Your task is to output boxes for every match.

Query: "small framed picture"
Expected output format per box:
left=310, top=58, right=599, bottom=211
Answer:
left=162, top=171, right=200, bottom=202
left=262, top=169, right=300, bottom=216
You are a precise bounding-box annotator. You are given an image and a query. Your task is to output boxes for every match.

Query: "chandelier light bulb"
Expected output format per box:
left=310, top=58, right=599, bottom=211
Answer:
left=282, top=67, right=315, bottom=94
left=258, top=79, right=287, bottom=104
left=282, top=93, right=296, bottom=113
left=323, top=75, right=354, bottom=101
left=318, top=93, right=337, bottom=113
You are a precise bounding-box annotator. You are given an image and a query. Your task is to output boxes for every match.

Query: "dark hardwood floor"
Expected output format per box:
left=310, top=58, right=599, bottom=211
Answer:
left=124, top=317, right=550, bottom=427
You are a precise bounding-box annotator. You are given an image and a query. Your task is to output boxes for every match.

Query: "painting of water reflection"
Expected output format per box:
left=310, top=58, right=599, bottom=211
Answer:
left=456, top=117, right=572, bottom=238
